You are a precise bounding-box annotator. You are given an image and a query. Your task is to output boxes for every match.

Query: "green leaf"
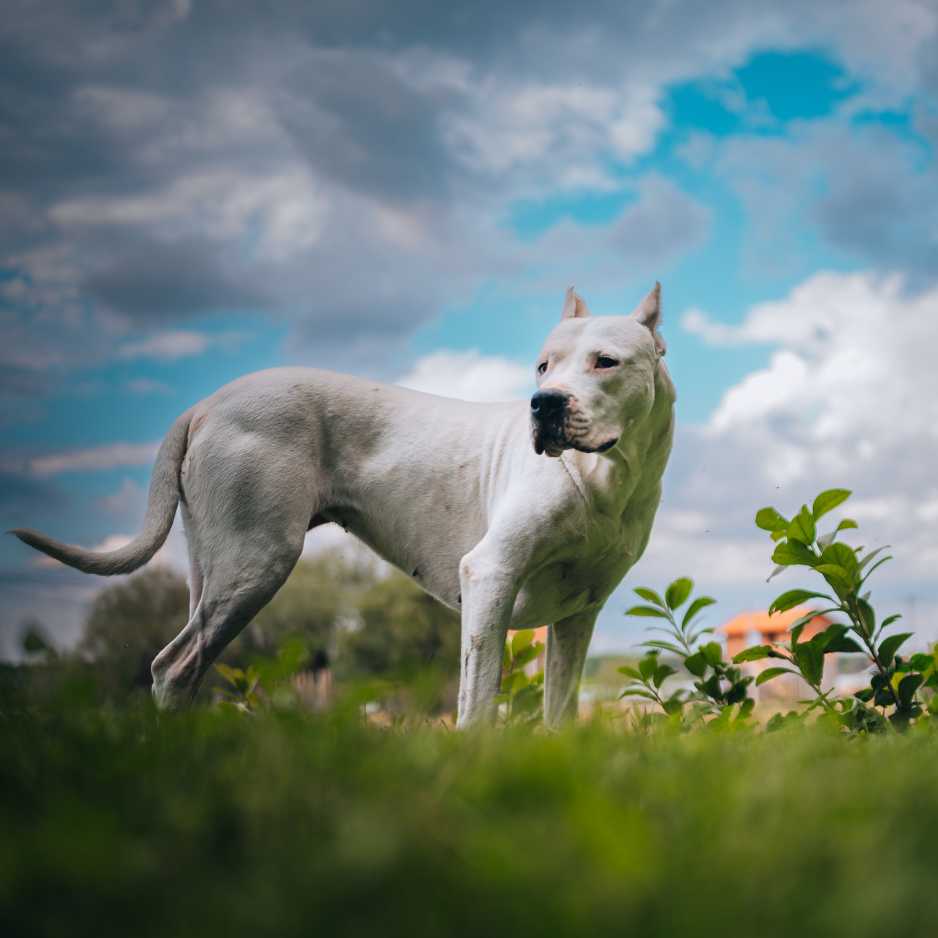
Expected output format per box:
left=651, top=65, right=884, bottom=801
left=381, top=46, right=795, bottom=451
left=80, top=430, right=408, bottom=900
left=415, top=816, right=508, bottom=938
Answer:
left=756, top=667, right=796, bottom=686
left=511, top=644, right=540, bottom=669
left=665, top=577, right=693, bottom=611
left=684, top=651, right=707, bottom=677
left=642, top=639, right=686, bottom=656
left=824, top=632, right=864, bottom=654
left=681, top=595, right=716, bottom=629
left=772, top=541, right=817, bottom=567
left=633, top=586, right=666, bottom=608
left=768, top=589, right=831, bottom=615
left=787, top=505, right=816, bottom=545
left=638, top=654, right=658, bottom=682
left=791, top=641, right=824, bottom=686
left=878, top=632, right=913, bottom=667
left=858, top=545, right=890, bottom=573
left=815, top=564, right=853, bottom=596
left=817, top=517, right=859, bottom=549
left=897, top=673, right=923, bottom=709
left=617, top=666, right=642, bottom=680
left=819, top=542, right=860, bottom=578
left=860, top=555, right=893, bottom=585
left=625, top=605, right=670, bottom=619
left=907, top=653, right=933, bottom=672
left=811, top=488, right=851, bottom=521
left=755, top=507, right=789, bottom=532
left=856, top=599, right=876, bottom=638
left=702, top=641, right=723, bottom=668
left=878, top=613, right=902, bottom=633
left=511, top=629, right=535, bottom=655
left=620, top=688, right=659, bottom=702
left=733, top=645, right=780, bottom=663
left=653, top=664, right=676, bottom=689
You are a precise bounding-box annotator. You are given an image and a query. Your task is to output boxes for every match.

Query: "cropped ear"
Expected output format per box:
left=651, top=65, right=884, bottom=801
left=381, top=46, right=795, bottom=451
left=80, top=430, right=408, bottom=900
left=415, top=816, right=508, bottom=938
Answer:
left=561, top=286, right=591, bottom=320
left=631, top=281, right=665, bottom=356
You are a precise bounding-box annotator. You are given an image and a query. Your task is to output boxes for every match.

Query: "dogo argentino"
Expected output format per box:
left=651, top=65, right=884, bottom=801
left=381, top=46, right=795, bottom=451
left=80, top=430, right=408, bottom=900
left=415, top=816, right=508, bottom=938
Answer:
left=14, top=284, right=675, bottom=727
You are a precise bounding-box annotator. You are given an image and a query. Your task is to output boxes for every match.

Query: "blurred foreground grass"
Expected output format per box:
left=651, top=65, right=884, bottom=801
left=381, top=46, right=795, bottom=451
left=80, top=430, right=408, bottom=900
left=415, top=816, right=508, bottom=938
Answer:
left=2, top=684, right=938, bottom=938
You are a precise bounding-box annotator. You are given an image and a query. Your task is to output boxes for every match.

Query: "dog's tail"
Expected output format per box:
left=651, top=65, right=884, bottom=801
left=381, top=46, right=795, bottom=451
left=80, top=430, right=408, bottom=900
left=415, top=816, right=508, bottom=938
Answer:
left=10, top=410, right=193, bottom=576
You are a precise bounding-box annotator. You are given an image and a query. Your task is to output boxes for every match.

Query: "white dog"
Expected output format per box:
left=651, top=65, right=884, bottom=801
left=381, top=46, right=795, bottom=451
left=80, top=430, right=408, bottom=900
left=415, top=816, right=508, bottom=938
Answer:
left=14, top=285, right=675, bottom=727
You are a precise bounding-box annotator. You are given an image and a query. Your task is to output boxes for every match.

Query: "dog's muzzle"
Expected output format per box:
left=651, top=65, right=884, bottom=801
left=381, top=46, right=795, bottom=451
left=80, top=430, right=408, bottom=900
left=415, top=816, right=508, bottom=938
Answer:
left=530, top=390, right=619, bottom=457
left=531, top=389, right=571, bottom=457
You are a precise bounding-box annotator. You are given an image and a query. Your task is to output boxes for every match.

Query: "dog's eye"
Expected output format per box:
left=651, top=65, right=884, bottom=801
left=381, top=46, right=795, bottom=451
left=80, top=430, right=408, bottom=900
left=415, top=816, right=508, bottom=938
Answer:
left=537, top=361, right=548, bottom=376
left=595, top=356, right=619, bottom=369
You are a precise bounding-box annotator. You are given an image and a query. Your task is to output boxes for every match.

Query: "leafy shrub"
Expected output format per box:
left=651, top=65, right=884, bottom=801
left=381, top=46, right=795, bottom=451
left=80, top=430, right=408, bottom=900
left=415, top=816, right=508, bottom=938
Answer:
left=620, top=578, right=753, bottom=726
left=741, top=487, right=938, bottom=731
left=621, top=488, right=937, bottom=733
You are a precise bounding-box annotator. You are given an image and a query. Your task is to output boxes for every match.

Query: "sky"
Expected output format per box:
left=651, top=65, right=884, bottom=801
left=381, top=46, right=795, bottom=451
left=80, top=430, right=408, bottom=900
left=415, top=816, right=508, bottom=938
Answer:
left=2, top=0, right=938, bottom=658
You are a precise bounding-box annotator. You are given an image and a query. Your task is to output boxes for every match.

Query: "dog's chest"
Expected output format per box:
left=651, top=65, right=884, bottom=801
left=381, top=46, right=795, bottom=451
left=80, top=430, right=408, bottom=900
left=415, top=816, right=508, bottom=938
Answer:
left=511, top=520, right=640, bottom=627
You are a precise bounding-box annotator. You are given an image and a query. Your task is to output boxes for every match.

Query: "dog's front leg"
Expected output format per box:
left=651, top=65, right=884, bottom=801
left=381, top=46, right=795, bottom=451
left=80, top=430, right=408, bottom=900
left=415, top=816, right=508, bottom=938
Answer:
left=456, top=544, right=520, bottom=729
left=544, top=609, right=598, bottom=728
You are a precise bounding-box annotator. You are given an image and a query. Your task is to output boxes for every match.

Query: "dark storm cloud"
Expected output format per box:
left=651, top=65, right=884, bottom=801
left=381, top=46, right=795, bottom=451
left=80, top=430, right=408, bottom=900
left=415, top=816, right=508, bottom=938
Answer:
left=273, top=49, right=458, bottom=203
left=82, top=233, right=270, bottom=321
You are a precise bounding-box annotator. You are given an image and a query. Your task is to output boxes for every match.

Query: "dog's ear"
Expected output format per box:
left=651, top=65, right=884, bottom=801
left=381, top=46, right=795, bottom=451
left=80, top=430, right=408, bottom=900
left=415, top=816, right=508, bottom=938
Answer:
left=561, top=286, right=591, bottom=320
left=631, top=282, right=665, bottom=356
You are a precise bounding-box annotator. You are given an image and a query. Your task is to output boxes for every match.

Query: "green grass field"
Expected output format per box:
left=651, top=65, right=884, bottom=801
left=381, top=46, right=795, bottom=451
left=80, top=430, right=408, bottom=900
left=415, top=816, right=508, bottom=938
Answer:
left=3, top=683, right=938, bottom=938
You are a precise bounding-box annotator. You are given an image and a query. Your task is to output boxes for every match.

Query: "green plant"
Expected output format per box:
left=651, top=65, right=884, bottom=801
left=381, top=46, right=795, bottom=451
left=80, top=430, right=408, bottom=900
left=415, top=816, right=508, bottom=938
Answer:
left=620, top=578, right=753, bottom=724
left=738, top=487, right=938, bottom=731
left=496, top=629, right=545, bottom=724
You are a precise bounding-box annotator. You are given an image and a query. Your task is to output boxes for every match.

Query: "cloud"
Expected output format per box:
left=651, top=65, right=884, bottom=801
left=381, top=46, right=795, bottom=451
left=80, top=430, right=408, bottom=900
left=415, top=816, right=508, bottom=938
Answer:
left=97, top=478, right=145, bottom=515
left=30, top=441, right=160, bottom=476
left=397, top=350, right=533, bottom=402
left=532, top=175, right=711, bottom=282
left=689, top=118, right=938, bottom=284
left=117, top=329, right=244, bottom=362
left=125, top=378, right=174, bottom=395
left=4, top=0, right=936, bottom=396
left=643, top=270, right=938, bottom=606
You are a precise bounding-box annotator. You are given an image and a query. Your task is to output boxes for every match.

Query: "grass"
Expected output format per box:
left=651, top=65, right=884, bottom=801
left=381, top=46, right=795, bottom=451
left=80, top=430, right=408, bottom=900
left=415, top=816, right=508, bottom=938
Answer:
left=2, top=682, right=938, bottom=938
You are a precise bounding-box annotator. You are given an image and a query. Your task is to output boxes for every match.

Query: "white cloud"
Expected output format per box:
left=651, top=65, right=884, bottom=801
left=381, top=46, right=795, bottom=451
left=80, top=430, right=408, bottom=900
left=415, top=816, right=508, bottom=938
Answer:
left=444, top=79, right=664, bottom=188
left=117, top=329, right=245, bottom=362
left=117, top=330, right=210, bottom=361
left=30, top=441, right=159, bottom=476
left=50, top=167, right=329, bottom=263
left=125, top=378, right=173, bottom=395
left=644, top=270, right=938, bottom=604
left=97, top=478, right=145, bottom=515
left=396, top=349, right=533, bottom=402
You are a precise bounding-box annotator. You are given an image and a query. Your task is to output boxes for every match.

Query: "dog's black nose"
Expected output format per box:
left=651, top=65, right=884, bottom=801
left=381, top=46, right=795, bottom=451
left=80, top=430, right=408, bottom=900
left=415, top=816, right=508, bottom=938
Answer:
left=531, top=389, right=568, bottom=418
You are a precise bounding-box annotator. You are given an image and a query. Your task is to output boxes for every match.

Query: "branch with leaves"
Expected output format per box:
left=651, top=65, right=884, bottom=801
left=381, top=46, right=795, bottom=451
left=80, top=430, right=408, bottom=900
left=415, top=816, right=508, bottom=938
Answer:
left=620, top=578, right=753, bottom=725
left=739, top=488, right=937, bottom=731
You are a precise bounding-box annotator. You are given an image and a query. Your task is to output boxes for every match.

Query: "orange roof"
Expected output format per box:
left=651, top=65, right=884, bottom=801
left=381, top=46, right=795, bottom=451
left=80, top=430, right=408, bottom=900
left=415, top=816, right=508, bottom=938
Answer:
left=719, top=606, right=833, bottom=637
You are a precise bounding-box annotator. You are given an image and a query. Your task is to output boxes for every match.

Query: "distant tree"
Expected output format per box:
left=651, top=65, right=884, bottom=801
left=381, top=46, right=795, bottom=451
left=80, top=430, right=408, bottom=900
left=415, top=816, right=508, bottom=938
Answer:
left=79, top=566, right=189, bottom=696
left=233, top=550, right=380, bottom=667
left=336, top=571, right=460, bottom=710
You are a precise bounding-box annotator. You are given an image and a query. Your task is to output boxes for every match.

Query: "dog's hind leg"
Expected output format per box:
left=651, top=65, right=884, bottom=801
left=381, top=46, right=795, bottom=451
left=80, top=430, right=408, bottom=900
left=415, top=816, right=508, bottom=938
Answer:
left=151, top=527, right=305, bottom=708
left=544, top=609, right=597, bottom=728
left=151, top=443, right=315, bottom=709
left=180, top=503, right=204, bottom=618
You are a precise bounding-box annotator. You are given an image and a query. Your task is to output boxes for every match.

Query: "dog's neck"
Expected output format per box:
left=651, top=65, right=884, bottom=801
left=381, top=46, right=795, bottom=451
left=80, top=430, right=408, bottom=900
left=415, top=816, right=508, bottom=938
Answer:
left=569, top=361, right=675, bottom=518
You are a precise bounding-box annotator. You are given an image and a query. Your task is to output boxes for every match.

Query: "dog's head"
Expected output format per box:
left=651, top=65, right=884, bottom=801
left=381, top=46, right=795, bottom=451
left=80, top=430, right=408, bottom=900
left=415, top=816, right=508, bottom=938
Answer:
left=531, top=284, right=665, bottom=458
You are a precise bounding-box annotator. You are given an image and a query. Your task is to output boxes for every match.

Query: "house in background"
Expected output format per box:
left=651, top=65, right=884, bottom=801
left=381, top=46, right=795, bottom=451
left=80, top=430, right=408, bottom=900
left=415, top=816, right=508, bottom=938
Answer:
left=719, top=607, right=842, bottom=702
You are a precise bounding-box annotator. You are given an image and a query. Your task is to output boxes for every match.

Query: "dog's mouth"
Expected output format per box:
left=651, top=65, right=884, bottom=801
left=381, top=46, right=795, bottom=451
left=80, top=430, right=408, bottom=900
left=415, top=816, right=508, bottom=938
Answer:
left=532, top=423, right=619, bottom=458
